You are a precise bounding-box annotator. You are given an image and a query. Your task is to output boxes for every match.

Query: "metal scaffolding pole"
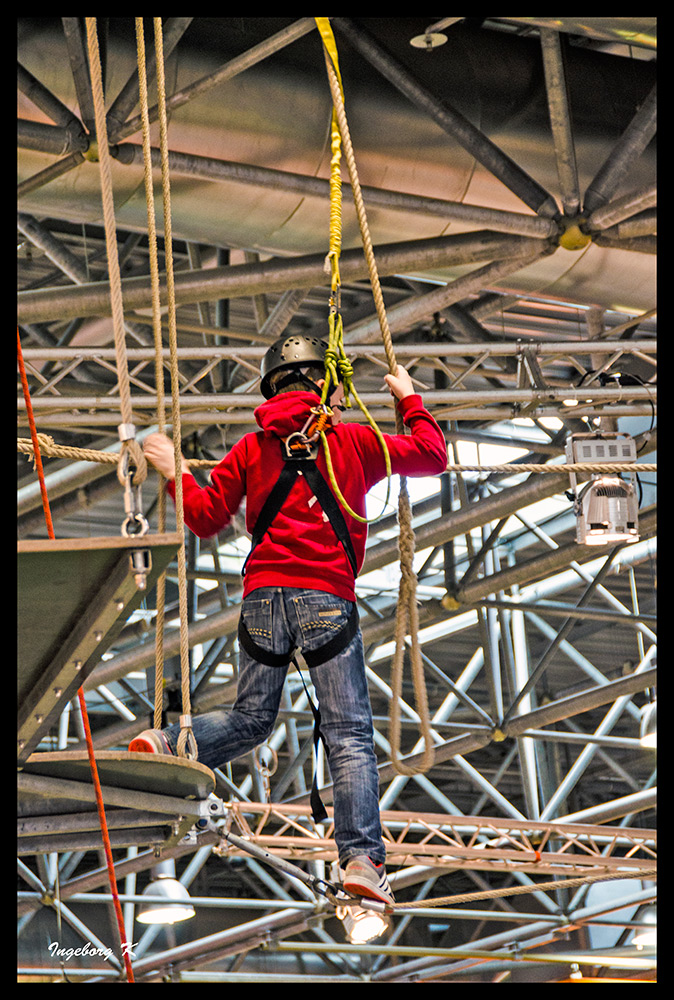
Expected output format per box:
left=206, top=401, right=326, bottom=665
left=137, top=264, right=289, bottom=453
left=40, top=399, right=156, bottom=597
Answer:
left=113, top=142, right=558, bottom=238
left=583, top=83, right=657, bottom=214
left=587, top=183, right=657, bottom=232
left=17, top=231, right=553, bottom=325
left=19, top=338, right=656, bottom=364
left=501, top=544, right=627, bottom=726
left=539, top=28, right=580, bottom=217
left=538, top=646, right=656, bottom=820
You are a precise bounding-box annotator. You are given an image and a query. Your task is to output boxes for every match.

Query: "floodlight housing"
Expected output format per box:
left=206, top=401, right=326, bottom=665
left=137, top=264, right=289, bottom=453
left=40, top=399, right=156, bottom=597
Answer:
left=565, top=432, right=640, bottom=546
left=137, top=861, right=195, bottom=925
left=575, top=475, right=639, bottom=545
left=336, top=903, right=391, bottom=943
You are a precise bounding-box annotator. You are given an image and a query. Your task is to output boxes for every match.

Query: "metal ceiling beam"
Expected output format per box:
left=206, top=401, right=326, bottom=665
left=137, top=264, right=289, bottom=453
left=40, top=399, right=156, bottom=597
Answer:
left=540, top=28, right=580, bottom=217
left=113, top=18, right=318, bottom=142
left=583, top=83, right=657, bottom=215
left=19, top=384, right=655, bottom=414
left=17, top=231, right=552, bottom=325
left=343, top=248, right=553, bottom=344
left=497, top=18, right=657, bottom=51
left=113, top=142, right=558, bottom=239
left=20, top=338, right=656, bottom=362
left=105, top=17, right=193, bottom=138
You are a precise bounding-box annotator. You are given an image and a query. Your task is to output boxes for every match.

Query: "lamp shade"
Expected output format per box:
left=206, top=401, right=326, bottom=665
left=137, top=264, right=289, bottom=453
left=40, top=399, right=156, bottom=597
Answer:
left=336, top=903, right=390, bottom=943
left=137, top=874, right=196, bottom=925
left=633, top=904, right=656, bottom=948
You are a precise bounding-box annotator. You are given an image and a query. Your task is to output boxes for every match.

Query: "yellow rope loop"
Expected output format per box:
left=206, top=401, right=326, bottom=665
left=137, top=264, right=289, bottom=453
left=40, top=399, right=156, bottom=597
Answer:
left=325, top=111, right=343, bottom=292
left=319, top=309, right=393, bottom=524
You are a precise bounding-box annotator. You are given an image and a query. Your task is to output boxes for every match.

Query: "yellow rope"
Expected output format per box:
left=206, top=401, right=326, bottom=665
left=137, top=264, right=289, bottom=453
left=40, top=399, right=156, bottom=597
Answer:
left=315, top=17, right=434, bottom=776
left=314, top=18, right=392, bottom=524
left=319, top=310, right=392, bottom=523
left=316, top=15, right=343, bottom=297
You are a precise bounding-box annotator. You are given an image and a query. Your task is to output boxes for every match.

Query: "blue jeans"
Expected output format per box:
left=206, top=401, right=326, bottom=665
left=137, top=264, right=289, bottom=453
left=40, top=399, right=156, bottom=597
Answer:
left=163, top=588, right=385, bottom=866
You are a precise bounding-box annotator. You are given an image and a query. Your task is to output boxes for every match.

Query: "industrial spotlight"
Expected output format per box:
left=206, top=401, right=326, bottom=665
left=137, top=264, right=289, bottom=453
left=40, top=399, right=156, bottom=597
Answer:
left=565, top=432, right=640, bottom=545
left=632, top=904, right=657, bottom=949
left=336, top=902, right=391, bottom=944
left=137, top=860, right=195, bottom=925
left=332, top=861, right=391, bottom=943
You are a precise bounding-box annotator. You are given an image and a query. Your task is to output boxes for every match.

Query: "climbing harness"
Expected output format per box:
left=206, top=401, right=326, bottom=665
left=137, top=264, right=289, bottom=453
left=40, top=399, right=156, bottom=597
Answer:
left=239, top=436, right=361, bottom=822
left=243, top=437, right=359, bottom=579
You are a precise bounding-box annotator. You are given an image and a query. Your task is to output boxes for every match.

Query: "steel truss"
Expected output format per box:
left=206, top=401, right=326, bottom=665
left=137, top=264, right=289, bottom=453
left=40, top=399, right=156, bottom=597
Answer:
left=18, top=339, right=656, bottom=428
left=218, top=801, right=656, bottom=877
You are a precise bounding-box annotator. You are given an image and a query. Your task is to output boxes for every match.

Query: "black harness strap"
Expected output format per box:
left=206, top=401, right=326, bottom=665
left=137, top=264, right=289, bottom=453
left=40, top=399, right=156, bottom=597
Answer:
left=238, top=436, right=361, bottom=821
left=238, top=602, right=359, bottom=670
left=300, top=461, right=358, bottom=578
left=242, top=442, right=358, bottom=579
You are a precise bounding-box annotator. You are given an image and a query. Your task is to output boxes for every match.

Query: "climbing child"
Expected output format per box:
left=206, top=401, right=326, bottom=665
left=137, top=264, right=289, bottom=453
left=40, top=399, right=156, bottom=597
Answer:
left=130, top=334, right=447, bottom=903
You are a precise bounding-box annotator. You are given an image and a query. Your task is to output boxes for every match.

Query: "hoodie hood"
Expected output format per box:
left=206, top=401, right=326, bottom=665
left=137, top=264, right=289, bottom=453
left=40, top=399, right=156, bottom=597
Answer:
left=254, top=390, right=322, bottom=439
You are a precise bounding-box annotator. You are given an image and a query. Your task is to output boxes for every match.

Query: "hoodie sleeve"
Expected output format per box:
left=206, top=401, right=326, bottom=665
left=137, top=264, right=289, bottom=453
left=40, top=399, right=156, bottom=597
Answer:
left=352, top=394, right=448, bottom=489
left=167, top=436, right=248, bottom=538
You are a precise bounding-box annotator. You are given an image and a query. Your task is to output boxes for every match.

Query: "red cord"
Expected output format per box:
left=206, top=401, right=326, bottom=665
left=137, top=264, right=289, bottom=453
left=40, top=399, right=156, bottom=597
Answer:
left=78, top=689, right=135, bottom=982
left=17, top=328, right=55, bottom=540
left=18, top=330, right=135, bottom=982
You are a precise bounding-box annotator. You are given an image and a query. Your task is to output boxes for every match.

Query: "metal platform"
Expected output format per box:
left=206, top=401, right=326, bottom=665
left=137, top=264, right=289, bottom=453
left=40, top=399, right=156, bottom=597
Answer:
left=18, top=750, right=217, bottom=855
left=17, top=533, right=181, bottom=762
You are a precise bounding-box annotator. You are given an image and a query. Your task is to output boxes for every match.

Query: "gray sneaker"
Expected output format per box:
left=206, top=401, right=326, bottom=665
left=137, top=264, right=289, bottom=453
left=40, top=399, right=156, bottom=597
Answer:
left=342, top=856, right=394, bottom=904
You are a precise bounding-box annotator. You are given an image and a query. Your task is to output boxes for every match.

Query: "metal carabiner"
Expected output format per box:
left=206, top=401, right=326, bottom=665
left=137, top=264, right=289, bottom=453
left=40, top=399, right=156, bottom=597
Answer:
left=119, top=451, right=149, bottom=539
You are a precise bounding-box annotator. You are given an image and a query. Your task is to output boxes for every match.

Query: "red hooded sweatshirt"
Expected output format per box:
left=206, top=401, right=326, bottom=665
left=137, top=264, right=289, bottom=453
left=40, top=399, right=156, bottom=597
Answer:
left=168, top=391, right=447, bottom=601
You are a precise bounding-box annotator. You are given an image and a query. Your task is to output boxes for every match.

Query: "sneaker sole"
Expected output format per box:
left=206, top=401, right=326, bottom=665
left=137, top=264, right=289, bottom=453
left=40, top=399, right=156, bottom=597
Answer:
left=343, top=874, right=393, bottom=904
left=128, top=737, right=158, bottom=753
left=128, top=734, right=172, bottom=754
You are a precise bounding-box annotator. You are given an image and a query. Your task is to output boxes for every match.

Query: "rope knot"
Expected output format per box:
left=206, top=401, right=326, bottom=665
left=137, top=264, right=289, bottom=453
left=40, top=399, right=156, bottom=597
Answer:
left=337, top=356, right=353, bottom=383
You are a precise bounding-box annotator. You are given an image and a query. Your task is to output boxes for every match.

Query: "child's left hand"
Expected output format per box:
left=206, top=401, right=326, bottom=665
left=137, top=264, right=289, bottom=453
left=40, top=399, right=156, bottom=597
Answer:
left=384, top=365, right=415, bottom=400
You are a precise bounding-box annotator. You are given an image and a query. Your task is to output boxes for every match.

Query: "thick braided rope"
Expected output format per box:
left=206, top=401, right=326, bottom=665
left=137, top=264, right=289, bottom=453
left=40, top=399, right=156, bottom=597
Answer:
left=390, top=866, right=656, bottom=911
left=84, top=18, right=146, bottom=490
left=152, top=16, right=197, bottom=760
left=17, top=440, right=656, bottom=478
left=317, top=21, right=434, bottom=775
left=136, top=17, right=168, bottom=735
